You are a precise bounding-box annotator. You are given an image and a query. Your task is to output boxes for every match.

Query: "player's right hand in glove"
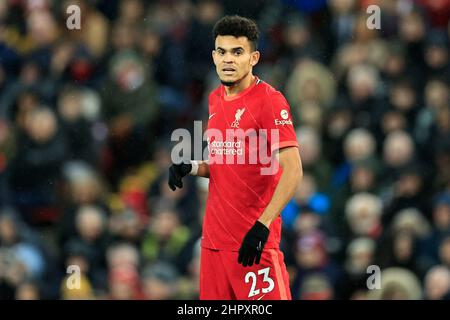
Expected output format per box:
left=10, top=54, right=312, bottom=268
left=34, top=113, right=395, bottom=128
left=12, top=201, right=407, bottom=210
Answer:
left=168, top=162, right=192, bottom=191
left=238, top=221, right=270, bottom=267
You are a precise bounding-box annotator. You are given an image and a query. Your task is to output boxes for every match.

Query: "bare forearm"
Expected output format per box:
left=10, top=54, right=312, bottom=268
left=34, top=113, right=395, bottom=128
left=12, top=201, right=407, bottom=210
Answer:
left=258, top=148, right=302, bottom=228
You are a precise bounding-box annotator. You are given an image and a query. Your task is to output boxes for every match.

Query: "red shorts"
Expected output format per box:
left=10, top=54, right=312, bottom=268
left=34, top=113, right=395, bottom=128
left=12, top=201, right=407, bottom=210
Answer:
left=199, top=247, right=292, bottom=300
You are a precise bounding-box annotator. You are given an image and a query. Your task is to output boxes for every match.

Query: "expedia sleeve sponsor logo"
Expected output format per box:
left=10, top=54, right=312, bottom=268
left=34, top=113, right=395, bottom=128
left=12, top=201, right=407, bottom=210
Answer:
left=274, top=119, right=293, bottom=125
left=274, top=109, right=293, bottom=125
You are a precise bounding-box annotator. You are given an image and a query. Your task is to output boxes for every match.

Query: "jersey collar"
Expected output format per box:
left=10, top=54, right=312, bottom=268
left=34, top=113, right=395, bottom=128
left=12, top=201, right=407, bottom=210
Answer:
left=221, top=76, right=261, bottom=101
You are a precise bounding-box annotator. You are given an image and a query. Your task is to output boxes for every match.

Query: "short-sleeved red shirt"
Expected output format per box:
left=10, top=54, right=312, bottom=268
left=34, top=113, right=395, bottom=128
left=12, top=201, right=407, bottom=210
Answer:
left=202, top=77, right=298, bottom=251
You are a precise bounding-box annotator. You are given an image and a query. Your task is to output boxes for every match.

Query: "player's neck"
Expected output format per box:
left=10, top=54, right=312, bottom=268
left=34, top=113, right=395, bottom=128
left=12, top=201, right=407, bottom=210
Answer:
left=223, top=74, right=256, bottom=97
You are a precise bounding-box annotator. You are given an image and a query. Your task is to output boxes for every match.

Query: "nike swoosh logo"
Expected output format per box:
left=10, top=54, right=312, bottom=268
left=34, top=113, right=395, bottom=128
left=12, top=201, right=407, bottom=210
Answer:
left=209, top=113, right=216, bottom=119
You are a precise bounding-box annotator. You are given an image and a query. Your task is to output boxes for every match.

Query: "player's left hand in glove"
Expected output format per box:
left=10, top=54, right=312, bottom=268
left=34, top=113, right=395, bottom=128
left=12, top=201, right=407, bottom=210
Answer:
left=168, top=162, right=192, bottom=191
left=238, top=221, right=270, bottom=267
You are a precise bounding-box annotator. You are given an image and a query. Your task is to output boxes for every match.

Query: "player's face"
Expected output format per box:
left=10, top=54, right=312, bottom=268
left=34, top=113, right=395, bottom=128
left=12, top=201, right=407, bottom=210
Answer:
left=212, top=35, right=260, bottom=86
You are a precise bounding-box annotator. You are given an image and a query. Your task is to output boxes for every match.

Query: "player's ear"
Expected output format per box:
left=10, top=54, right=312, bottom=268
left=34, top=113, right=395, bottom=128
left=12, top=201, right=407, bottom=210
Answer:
left=250, top=51, right=260, bottom=67
left=212, top=50, right=218, bottom=65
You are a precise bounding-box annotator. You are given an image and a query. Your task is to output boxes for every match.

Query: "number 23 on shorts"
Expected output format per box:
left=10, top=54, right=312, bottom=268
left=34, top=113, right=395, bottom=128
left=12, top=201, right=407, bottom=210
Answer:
left=245, top=267, right=275, bottom=299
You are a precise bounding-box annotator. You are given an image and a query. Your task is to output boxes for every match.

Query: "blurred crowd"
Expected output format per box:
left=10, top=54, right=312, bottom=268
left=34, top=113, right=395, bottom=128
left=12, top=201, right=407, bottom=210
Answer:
left=0, top=0, right=450, bottom=300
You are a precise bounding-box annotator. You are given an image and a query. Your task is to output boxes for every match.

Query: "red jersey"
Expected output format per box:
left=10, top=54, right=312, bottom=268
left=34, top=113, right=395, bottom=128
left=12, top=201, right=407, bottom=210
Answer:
left=202, top=77, right=299, bottom=251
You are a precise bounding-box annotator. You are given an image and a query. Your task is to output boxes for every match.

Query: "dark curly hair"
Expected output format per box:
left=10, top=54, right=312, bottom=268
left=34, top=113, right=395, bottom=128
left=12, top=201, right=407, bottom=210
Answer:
left=212, top=15, right=260, bottom=51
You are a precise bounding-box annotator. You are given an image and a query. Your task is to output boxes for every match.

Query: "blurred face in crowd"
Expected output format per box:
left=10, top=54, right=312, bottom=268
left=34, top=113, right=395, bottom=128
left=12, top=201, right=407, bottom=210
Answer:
left=113, top=210, right=142, bottom=241
left=347, top=65, right=378, bottom=101
left=75, top=206, right=105, bottom=242
left=327, top=108, right=352, bottom=138
left=399, top=12, right=425, bottom=42
left=301, top=79, right=322, bottom=103
left=212, top=35, right=259, bottom=87
left=294, top=212, right=321, bottom=236
left=109, top=268, right=138, bottom=300
left=395, top=173, right=422, bottom=197
left=350, top=166, right=375, bottom=192
left=425, top=44, right=448, bottom=69
left=344, top=129, right=376, bottom=163
left=300, top=275, right=334, bottom=300
left=66, top=255, right=89, bottom=274
left=198, top=0, right=222, bottom=24
left=390, top=84, right=416, bottom=112
left=150, top=210, right=180, bottom=241
left=293, top=173, right=316, bottom=204
left=329, top=0, right=355, bottom=14
left=112, top=23, right=137, bottom=51
left=142, top=276, right=176, bottom=300
left=425, top=267, right=450, bottom=300
left=119, top=0, right=144, bottom=23
left=59, top=91, right=83, bottom=122
left=71, top=175, right=102, bottom=204
left=26, top=9, right=57, bottom=46
left=433, top=203, right=450, bottom=230
left=296, top=127, right=321, bottom=165
left=140, top=29, right=161, bottom=58
left=0, top=215, right=18, bottom=245
left=300, top=102, right=323, bottom=130
left=439, top=238, right=450, bottom=267
left=20, top=63, right=40, bottom=85
left=346, top=194, right=382, bottom=236
left=425, top=80, right=449, bottom=110
left=348, top=208, right=380, bottom=235
left=15, top=282, right=40, bottom=300
left=383, top=52, right=405, bottom=77
left=107, top=244, right=139, bottom=269
left=354, top=13, right=377, bottom=42
left=284, top=23, right=310, bottom=49
left=25, top=108, right=58, bottom=144
left=393, top=233, right=414, bottom=263
left=381, top=111, right=407, bottom=135
left=346, top=239, right=375, bottom=274
left=383, top=131, right=414, bottom=168
left=295, top=237, right=326, bottom=269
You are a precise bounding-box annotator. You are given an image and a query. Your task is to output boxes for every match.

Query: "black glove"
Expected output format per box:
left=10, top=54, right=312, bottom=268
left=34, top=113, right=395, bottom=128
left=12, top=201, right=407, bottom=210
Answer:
left=168, top=162, right=192, bottom=191
left=238, top=221, right=270, bottom=267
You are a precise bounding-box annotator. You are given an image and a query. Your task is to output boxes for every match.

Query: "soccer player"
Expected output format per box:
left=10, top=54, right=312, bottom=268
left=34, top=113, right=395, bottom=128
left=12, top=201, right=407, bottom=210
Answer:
left=168, top=15, right=302, bottom=300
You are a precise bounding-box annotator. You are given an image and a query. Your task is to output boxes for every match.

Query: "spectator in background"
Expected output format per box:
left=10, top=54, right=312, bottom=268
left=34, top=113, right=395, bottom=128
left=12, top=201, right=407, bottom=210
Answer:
left=344, top=193, right=383, bottom=242
left=109, top=208, right=144, bottom=247
left=342, top=237, right=376, bottom=299
left=141, top=261, right=180, bottom=300
left=105, top=242, right=143, bottom=300
left=61, top=0, right=109, bottom=60
left=376, top=208, right=431, bottom=278
left=0, top=208, right=46, bottom=299
left=10, top=107, right=67, bottom=224
left=380, top=130, right=416, bottom=192
left=15, top=281, right=40, bottom=300
left=101, top=50, right=160, bottom=185
left=419, top=192, right=450, bottom=271
left=57, top=87, right=96, bottom=164
left=141, top=206, right=191, bottom=271
left=382, top=163, right=431, bottom=225
left=291, top=231, right=343, bottom=299
left=345, top=64, right=384, bottom=130
left=369, top=267, right=422, bottom=300
left=424, top=30, right=450, bottom=82
left=424, top=265, right=450, bottom=300
left=60, top=242, right=96, bottom=299
left=63, top=205, right=110, bottom=284
left=295, top=127, right=332, bottom=192
left=0, top=118, right=15, bottom=205
left=57, top=162, right=109, bottom=248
